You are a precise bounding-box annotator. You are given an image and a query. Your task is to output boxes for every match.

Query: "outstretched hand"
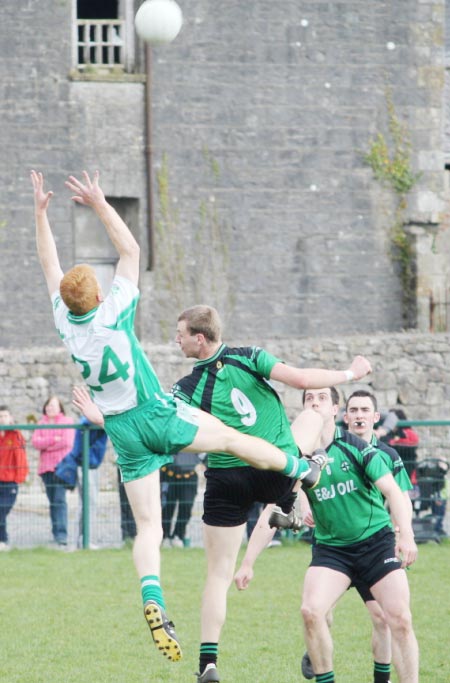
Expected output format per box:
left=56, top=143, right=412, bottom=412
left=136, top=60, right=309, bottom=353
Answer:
left=349, top=355, right=372, bottom=380
left=30, top=170, right=54, bottom=212
left=65, top=170, right=106, bottom=208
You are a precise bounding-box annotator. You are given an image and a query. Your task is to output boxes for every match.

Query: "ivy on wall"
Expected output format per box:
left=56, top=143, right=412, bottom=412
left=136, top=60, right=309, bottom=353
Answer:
left=364, top=86, right=421, bottom=327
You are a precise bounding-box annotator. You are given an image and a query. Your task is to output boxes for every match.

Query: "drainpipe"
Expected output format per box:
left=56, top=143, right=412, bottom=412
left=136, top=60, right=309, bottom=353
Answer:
left=144, top=44, right=154, bottom=270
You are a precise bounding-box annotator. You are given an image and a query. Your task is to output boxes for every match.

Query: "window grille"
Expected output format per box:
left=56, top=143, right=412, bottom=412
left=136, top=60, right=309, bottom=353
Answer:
left=77, top=19, right=125, bottom=70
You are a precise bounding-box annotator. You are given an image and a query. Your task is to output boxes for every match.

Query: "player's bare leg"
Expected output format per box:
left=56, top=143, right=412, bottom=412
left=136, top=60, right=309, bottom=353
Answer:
left=196, top=524, right=245, bottom=681
left=301, top=566, right=351, bottom=676
left=187, top=410, right=324, bottom=485
left=365, top=600, right=392, bottom=673
left=370, top=572, right=418, bottom=683
left=201, top=524, right=245, bottom=641
left=125, top=471, right=182, bottom=662
left=290, top=408, right=323, bottom=456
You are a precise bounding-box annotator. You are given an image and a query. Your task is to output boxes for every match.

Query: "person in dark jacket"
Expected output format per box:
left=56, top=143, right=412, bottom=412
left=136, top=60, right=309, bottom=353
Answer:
left=55, top=416, right=107, bottom=547
left=161, top=452, right=203, bottom=547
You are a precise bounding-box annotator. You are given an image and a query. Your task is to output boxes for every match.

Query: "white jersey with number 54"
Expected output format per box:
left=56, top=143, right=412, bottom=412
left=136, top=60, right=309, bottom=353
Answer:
left=52, top=275, right=168, bottom=415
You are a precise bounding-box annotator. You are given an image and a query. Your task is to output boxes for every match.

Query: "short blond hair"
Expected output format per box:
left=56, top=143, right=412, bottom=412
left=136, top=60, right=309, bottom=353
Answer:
left=60, top=264, right=99, bottom=315
left=177, top=305, right=222, bottom=342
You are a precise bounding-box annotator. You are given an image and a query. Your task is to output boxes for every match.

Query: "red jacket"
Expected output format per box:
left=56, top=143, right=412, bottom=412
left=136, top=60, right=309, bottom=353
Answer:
left=388, top=427, right=419, bottom=447
left=0, top=429, right=29, bottom=483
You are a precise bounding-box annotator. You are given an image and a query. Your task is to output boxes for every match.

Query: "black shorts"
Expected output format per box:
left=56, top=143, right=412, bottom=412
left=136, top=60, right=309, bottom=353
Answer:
left=310, top=526, right=401, bottom=589
left=351, top=577, right=374, bottom=602
left=202, top=466, right=297, bottom=527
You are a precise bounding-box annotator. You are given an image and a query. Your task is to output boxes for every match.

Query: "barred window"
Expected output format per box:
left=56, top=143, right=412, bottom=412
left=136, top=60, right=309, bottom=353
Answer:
left=73, top=0, right=136, bottom=73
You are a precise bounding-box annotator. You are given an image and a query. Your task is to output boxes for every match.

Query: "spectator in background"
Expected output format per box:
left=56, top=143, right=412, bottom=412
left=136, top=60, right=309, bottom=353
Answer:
left=31, top=396, right=75, bottom=546
left=413, top=457, right=449, bottom=538
left=385, top=408, right=420, bottom=477
left=373, top=409, right=399, bottom=440
left=431, top=466, right=448, bottom=537
left=161, top=452, right=202, bottom=548
left=0, top=406, right=29, bottom=550
left=55, top=415, right=108, bottom=548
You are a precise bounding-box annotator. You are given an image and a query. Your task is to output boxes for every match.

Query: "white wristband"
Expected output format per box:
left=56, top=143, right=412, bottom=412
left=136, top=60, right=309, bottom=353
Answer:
left=344, top=370, right=354, bottom=381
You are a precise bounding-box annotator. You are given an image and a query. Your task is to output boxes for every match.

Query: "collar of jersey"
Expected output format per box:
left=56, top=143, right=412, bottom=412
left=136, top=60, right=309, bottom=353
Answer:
left=334, top=425, right=344, bottom=439
left=195, top=343, right=226, bottom=367
left=67, top=306, right=99, bottom=325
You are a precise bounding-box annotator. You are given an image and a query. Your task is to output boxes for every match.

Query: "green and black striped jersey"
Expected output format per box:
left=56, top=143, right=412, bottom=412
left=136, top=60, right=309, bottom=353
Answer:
left=305, top=427, right=396, bottom=546
left=172, top=344, right=298, bottom=468
left=370, top=434, right=413, bottom=493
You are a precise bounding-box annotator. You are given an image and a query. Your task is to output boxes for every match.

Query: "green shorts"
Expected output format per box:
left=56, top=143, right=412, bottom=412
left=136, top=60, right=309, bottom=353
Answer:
left=104, top=397, right=200, bottom=483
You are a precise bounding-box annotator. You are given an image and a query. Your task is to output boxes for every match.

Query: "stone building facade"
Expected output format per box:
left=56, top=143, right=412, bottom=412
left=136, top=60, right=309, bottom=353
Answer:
left=0, top=0, right=449, bottom=354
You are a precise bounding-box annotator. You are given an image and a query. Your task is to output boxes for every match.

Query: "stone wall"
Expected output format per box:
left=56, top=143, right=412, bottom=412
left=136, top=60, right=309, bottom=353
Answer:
left=2, top=332, right=449, bottom=424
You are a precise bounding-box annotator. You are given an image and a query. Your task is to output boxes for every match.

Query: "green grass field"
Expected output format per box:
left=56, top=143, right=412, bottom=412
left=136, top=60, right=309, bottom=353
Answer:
left=1, top=539, right=449, bottom=682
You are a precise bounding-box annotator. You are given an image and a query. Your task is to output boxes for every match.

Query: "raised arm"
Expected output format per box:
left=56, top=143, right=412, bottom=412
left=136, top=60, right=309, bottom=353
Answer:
left=31, top=170, right=64, bottom=296
left=269, top=354, right=372, bottom=389
left=65, top=170, right=140, bottom=285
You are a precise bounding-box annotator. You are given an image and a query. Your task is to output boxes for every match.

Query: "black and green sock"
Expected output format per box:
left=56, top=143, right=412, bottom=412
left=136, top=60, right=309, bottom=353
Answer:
left=374, top=661, right=391, bottom=683
left=316, top=673, right=335, bottom=683
left=199, top=642, right=218, bottom=674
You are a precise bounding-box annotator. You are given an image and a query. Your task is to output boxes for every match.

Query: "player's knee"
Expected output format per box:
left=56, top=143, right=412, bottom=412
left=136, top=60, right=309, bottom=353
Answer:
left=135, top=515, right=163, bottom=537
left=301, top=603, right=322, bottom=628
left=367, top=602, right=387, bottom=630
left=372, top=614, right=389, bottom=635
left=372, top=617, right=390, bottom=638
left=384, top=607, right=413, bottom=636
